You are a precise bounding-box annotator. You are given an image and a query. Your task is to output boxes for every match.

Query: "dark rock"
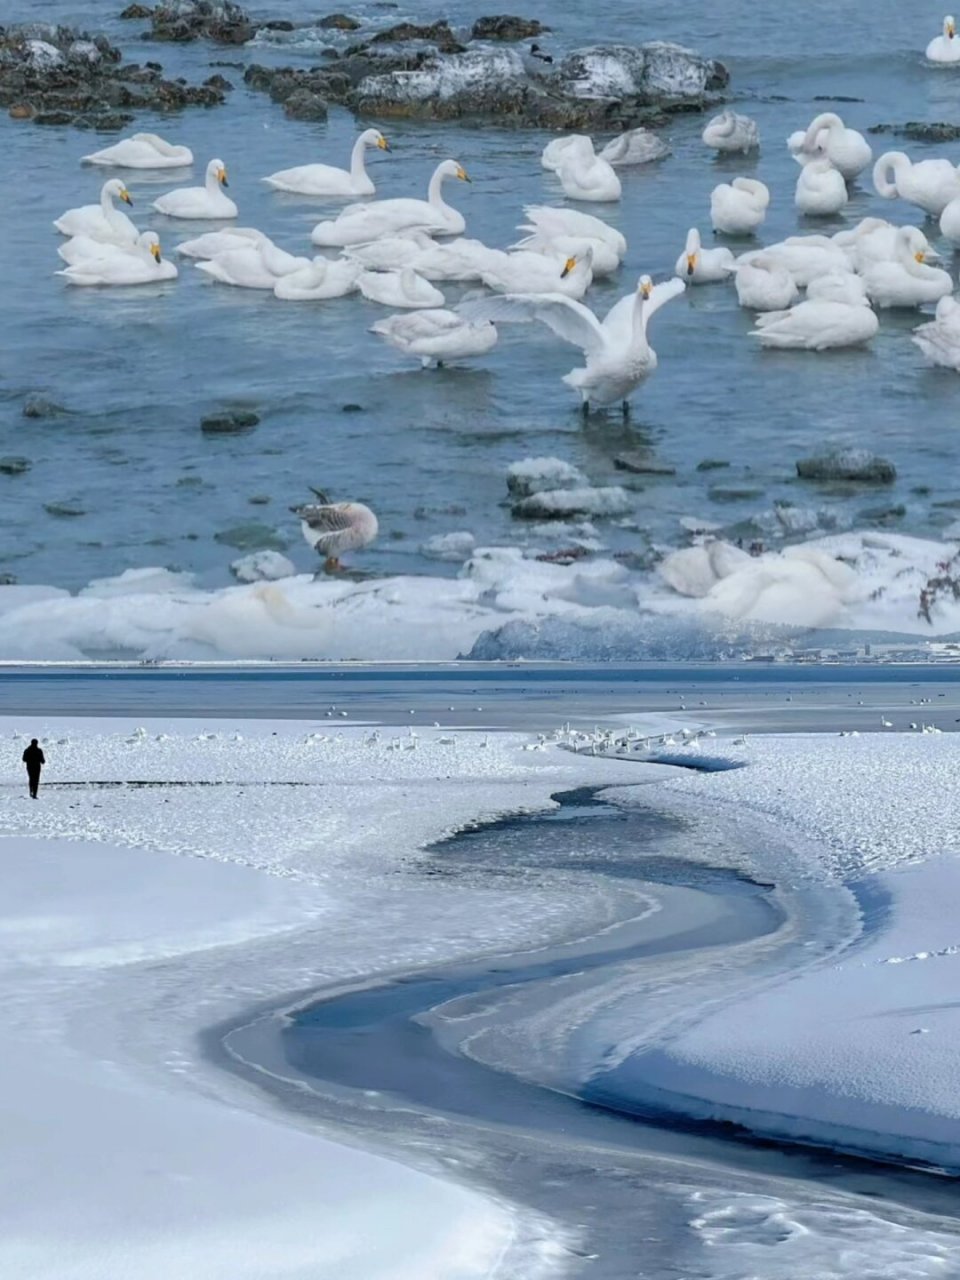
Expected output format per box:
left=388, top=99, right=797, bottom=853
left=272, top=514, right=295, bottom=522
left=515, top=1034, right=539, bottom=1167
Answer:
left=120, top=3, right=154, bottom=16
left=0, top=21, right=228, bottom=126
left=283, top=87, right=328, bottom=120
left=260, top=19, right=295, bottom=32
left=0, top=574, right=18, bottom=586
left=796, top=449, right=896, bottom=484
left=248, top=494, right=271, bottom=505
left=869, top=121, right=960, bottom=143
left=0, top=456, right=31, bottom=475
left=23, top=392, right=66, bottom=418
left=471, top=14, right=548, bottom=40
left=44, top=500, right=86, bottom=517
left=203, top=72, right=233, bottom=89
left=213, top=522, right=288, bottom=552
left=371, top=20, right=465, bottom=53
left=614, top=451, right=675, bottom=475
left=149, top=1, right=255, bottom=45
left=341, top=403, right=364, bottom=412
left=316, top=13, right=361, bottom=30
left=859, top=503, right=906, bottom=523
left=708, top=484, right=765, bottom=501
left=696, top=458, right=730, bottom=471
left=201, top=409, right=259, bottom=433
left=812, top=94, right=863, bottom=103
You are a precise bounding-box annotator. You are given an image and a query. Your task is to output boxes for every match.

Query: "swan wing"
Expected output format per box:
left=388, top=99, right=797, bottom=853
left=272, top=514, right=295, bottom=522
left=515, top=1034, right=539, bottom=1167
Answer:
left=639, top=278, right=686, bottom=335
left=459, top=293, right=605, bottom=353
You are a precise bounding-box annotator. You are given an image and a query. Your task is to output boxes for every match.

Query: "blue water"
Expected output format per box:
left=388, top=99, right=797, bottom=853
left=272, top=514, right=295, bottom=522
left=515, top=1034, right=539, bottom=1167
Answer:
left=2, top=0, right=960, bottom=597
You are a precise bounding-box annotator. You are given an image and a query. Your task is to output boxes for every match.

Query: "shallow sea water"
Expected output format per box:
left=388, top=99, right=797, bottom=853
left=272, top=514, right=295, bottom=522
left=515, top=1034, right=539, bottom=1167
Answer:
left=2, top=0, right=960, bottom=596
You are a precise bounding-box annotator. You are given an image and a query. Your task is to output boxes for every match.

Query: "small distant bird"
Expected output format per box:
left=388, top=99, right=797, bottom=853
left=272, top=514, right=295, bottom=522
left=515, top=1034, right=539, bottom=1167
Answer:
left=291, top=489, right=379, bottom=572
left=529, top=42, right=553, bottom=64
left=880, top=716, right=894, bottom=728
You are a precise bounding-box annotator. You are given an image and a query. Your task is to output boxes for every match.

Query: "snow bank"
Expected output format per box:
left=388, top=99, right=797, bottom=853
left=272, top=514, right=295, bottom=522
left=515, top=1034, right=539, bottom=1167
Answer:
left=0, top=719, right=650, bottom=1280
left=1, top=529, right=957, bottom=661
left=591, top=733, right=960, bottom=1170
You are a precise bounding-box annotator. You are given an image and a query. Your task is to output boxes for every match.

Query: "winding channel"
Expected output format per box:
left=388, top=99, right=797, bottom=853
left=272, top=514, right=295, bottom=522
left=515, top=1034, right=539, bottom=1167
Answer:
left=218, top=781, right=960, bottom=1275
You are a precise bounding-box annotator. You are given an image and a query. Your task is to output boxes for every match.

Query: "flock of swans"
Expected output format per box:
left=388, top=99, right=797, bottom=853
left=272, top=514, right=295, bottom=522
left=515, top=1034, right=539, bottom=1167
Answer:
left=51, top=36, right=960, bottom=423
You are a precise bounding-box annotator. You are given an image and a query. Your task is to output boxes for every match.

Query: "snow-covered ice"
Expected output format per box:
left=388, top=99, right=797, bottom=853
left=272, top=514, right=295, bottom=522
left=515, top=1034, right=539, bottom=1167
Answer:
left=0, top=529, right=957, bottom=661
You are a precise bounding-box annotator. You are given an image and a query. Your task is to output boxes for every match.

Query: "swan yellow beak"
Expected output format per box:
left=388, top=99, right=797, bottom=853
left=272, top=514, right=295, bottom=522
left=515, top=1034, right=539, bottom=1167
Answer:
left=377, top=135, right=390, bottom=150
left=150, top=241, right=162, bottom=262
left=120, top=188, right=132, bottom=205
left=915, top=250, right=926, bottom=263
left=560, top=255, right=577, bottom=278
left=686, top=253, right=697, bottom=276
left=218, top=166, right=229, bottom=187
left=456, top=165, right=471, bottom=183
left=949, top=20, right=957, bottom=36
left=640, top=280, right=653, bottom=298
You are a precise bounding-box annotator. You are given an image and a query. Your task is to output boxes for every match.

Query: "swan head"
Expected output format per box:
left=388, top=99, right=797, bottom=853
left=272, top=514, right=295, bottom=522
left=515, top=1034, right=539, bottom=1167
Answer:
left=140, top=232, right=162, bottom=262
left=105, top=178, right=132, bottom=205
left=362, top=128, right=389, bottom=151
left=208, top=158, right=229, bottom=187
left=684, top=227, right=702, bottom=274
left=945, top=14, right=956, bottom=36
left=437, top=159, right=471, bottom=183
left=560, top=255, right=578, bottom=278
left=637, top=274, right=653, bottom=299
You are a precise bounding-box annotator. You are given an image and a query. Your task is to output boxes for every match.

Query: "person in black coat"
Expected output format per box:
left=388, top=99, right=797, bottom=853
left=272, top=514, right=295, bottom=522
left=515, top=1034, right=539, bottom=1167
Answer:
left=22, top=739, right=45, bottom=799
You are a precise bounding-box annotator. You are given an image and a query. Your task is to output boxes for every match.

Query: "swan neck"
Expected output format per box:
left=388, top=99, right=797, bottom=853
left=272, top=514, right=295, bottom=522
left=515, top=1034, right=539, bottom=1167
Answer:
left=350, top=136, right=368, bottom=180
left=206, top=167, right=219, bottom=194
left=428, top=167, right=452, bottom=212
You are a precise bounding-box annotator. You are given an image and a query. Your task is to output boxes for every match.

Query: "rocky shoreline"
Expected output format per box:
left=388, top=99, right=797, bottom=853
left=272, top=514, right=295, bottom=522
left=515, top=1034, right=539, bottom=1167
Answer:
left=2, top=1, right=727, bottom=131
left=0, top=21, right=229, bottom=128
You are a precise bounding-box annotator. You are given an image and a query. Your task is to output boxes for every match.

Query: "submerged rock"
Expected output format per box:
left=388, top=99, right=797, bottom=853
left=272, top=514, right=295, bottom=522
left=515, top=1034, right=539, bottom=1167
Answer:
left=214, top=522, right=288, bottom=551
left=870, top=121, right=960, bottom=143
left=797, top=449, right=896, bottom=484
left=614, top=451, right=675, bottom=475
left=370, top=20, right=465, bottom=52
left=316, top=13, right=362, bottom=31
left=23, top=392, right=66, bottom=418
left=470, top=15, right=548, bottom=40
left=0, top=456, right=31, bottom=475
left=44, top=500, right=86, bottom=517
left=0, top=21, right=228, bottom=126
left=200, top=409, right=260, bottom=433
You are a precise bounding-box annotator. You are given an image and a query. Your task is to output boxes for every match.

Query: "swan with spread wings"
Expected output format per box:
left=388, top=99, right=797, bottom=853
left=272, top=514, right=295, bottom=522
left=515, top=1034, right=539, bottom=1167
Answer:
left=460, top=274, right=684, bottom=414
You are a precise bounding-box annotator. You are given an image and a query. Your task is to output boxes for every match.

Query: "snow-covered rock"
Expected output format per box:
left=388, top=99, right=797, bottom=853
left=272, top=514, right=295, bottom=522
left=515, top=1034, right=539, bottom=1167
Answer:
left=230, top=551, right=296, bottom=583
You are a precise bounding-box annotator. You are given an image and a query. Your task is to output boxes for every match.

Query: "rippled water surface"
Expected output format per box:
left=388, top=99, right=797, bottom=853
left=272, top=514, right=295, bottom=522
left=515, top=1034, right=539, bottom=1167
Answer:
left=3, top=0, right=960, bottom=594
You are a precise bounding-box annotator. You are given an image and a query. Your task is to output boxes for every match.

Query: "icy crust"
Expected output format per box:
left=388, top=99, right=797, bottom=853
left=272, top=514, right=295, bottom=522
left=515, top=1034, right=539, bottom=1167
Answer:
left=1, top=529, right=959, bottom=660
left=591, top=735, right=960, bottom=1171
left=0, top=720, right=652, bottom=1280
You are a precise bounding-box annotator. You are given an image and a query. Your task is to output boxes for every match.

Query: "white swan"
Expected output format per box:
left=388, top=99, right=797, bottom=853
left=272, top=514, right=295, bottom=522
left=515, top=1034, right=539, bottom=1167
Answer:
left=675, top=227, right=734, bottom=283
left=310, top=160, right=470, bottom=246
left=262, top=128, right=389, bottom=196
left=927, top=15, right=960, bottom=62
left=273, top=258, right=360, bottom=300
left=846, top=220, right=937, bottom=270
left=53, top=178, right=137, bottom=243
left=796, top=157, right=848, bottom=215
left=407, top=238, right=501, bottom=283
left=551, top=136, right=621, bottom=202
left=81, top=132, right=193, bottom=169
left=460, top=274, right=686, bottom=412
left=196, top=238, right=309, bottom=288
left=58, top=229, right=160, bottom=266
left=793, top=113, right=872, bottom=180
left=343, top=230, right=436, bottom=272
left=738, top=236, right=852, bottom=287
left=371, top=309, right=499, bottom=367
left=520, top=206, right=627, bottom=257
left=599, top=128, right=670, bottom=166
left=710, top=177, right=769, bottom=235
left=357, top=267, right=445, bottom=309
left=940, top=194, right=960, bottom=244
left=541, top=135, right=591, bottom=171
left=57, top=234, right=177, bottom=285
left=153, top=159, right=237, bottom=219
left=728, top=255, right=799, bottom=310
left=510, top=226, right=619, bottom=277
left=752, top=277, right=878, bottom=350
left=479, top=247, right=594, bottom=298
left=913, top=296, right=960, bottom=368
left=861, top=226, right=952, bottom=307
left=175, top=227, right=268, bottom=258
left=702, top=110, right=760, bottom=154
left=873, top=151, right=960, bottom=216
